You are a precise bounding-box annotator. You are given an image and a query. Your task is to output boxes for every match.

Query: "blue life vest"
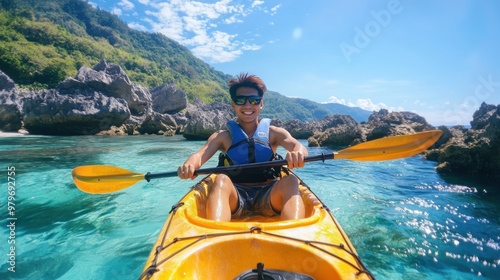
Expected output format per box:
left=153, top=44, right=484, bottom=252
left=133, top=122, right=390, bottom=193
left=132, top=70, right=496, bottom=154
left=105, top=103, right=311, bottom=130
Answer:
left=218, top=118, right=281, bottom=183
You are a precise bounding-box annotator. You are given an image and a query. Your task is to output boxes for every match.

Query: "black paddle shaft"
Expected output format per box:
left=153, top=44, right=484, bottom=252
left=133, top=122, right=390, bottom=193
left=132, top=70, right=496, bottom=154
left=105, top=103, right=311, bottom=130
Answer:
left=144, top=153, right=334, bottom=182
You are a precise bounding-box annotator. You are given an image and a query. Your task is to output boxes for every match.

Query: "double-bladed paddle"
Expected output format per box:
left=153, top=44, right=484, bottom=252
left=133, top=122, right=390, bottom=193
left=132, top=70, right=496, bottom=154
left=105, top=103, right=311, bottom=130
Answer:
left=72, top=130, right=442, bottom=194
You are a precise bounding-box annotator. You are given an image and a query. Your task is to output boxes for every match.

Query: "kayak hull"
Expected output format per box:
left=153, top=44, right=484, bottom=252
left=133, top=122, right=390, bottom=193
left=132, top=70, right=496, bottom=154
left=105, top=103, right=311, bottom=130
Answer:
left=140, top=173, right=373, bottom=280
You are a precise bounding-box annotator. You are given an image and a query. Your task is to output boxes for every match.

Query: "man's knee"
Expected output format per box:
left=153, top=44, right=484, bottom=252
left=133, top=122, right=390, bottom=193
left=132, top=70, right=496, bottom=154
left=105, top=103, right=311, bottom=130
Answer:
left=281, top=175, right=300, bottom=190
left=214, top=174, right=231, bottom=184
left=285, top=174, right=299, bottom=185
left=273, top=175, right=300, bottom=197
left=211, top=174, right=235, bottom=194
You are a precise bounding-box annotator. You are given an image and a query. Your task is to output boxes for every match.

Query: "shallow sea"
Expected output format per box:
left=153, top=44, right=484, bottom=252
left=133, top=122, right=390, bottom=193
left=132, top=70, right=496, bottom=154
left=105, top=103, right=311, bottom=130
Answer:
left=0, top=134, right=498, bottom=279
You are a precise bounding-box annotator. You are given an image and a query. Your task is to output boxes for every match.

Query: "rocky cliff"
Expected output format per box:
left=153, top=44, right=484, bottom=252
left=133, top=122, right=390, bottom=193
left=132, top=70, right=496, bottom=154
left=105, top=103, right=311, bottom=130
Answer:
left=425, top=103, right=500, bottom=178
left=280, top=109, right=435, bottom=147
left=1, top=61, right=189, bottom=136
left=277, top=105, right=499, bottom=179
left=0, top=72, right=22, bottom=132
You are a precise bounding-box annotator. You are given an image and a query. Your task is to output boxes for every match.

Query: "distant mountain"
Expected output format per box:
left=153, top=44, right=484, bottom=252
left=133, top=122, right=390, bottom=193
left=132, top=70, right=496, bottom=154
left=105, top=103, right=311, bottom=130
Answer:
left=321, top=103, right=372, bottom=123
left=261, top=91, right=371, bottom=123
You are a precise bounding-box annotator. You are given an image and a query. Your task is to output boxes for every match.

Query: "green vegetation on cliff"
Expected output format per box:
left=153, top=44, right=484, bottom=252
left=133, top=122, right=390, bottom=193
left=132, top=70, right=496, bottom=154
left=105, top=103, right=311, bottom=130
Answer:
left=0, top=0, right=231, bottom=102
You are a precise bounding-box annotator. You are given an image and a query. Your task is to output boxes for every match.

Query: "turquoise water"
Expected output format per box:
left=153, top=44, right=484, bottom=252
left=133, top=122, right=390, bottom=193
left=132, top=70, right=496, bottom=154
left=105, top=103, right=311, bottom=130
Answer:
left=0, top=134, right=498, bottom=279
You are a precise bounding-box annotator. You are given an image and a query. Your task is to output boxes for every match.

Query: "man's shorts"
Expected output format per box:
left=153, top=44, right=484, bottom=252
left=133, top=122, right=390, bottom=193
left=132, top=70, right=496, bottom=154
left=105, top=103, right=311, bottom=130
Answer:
left=231, top=181, right=280, bottom=219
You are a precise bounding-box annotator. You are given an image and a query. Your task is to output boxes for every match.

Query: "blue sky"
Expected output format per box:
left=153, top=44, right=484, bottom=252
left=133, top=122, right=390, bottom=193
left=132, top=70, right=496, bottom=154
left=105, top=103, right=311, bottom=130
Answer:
left=87, top=0, right=500, bottom=126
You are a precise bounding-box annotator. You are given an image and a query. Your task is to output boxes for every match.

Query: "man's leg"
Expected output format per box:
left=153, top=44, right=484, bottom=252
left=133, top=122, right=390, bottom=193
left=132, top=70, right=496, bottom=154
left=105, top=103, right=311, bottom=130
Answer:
left=270, top=175, right=305, bottom=220
left=206, top=174, right=239, bottom=222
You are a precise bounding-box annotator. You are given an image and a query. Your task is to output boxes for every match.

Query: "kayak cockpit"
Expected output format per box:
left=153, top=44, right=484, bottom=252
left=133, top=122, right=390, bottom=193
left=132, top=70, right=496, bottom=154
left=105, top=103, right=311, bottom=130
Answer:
left=184, top=174, right=324, bottom=230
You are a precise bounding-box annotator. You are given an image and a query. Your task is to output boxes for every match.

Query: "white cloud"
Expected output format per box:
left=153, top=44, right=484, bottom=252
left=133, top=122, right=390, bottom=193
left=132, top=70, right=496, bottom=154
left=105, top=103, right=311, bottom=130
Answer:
left=324, top=96, right=351, bottom=105
left=142, top=0, right=272, bottom=63
left=190, top=31, right=248, bottom=63
left=118, top=0, right=134, bottom=10
left=151, top=2, right=185, bottom=42
left=270, top=4, right=281, bottom=15
left=225, top=15, right=243, bottom=24
left=414, top=100, right=427, bottom=106
left=96, top=0, right=275, bottom=63
left=356, top=98, right=389, bottom=111
left=127, top=22, right=148, bottom=31
left=111, top=8, right=122, bottom=16
left=292, top=28, right=302, bottom=40
left=241, top=44, right=262, bottom=51
left=252, top=0, right=264, bottom=8
left=324, top=96, right=392, bottom=112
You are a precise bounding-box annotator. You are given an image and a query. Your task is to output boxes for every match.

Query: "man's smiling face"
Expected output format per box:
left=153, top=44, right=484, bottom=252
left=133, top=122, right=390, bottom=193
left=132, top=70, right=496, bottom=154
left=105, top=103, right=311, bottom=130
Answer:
left=231, top=87, right=263, bottom=123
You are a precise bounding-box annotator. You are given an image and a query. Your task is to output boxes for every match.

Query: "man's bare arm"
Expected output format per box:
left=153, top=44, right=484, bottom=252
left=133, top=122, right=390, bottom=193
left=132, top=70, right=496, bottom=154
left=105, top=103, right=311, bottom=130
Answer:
left=178, top=131, right=228, bottom=179
left=270, top=126, right=308, bottom=168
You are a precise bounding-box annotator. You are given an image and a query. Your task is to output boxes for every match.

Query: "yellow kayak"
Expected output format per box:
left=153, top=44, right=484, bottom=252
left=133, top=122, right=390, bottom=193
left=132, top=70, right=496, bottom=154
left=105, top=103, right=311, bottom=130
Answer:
left=140, top=171, right=374, bottom=280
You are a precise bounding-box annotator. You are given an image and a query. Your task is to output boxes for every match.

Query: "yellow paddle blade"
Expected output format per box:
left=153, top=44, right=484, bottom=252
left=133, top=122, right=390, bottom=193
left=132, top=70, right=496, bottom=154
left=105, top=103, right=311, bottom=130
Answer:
left=72, top=165, right=145, bottom=194
left=335, top=130, right=442, bottom=161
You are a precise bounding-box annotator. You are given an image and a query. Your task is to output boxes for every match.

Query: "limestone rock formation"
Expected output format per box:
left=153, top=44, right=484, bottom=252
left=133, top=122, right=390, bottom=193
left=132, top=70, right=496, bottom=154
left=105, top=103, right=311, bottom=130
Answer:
left=22, top=90, right=130, bottom=135
left=0, top=61, right=190, bottom=135
left=307, top=115, right=362, bottom=147
left=0, top=71, right=23, bottom=132
left=151, top=83, right=187, bottom=114
left=58, top=60, right=152, bottom=116
left=426, top=102, right=500, bottom=178
left=182, top=100, right=235, bottom=140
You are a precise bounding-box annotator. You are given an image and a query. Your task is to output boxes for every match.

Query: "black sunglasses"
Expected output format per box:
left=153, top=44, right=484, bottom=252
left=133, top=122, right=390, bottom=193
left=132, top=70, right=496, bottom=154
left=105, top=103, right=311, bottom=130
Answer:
left=232, top=95, right=262, bottom=105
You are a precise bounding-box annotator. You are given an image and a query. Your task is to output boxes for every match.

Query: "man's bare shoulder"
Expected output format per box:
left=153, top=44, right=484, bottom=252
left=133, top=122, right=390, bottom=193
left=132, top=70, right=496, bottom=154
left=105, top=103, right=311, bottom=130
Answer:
left=209, top=130, right=231, bottom=151
left=269, top=125, right=290, bottom=136
left=214, top=129, right=230, bottom=138
left=269, top=125, right=293, bottom=144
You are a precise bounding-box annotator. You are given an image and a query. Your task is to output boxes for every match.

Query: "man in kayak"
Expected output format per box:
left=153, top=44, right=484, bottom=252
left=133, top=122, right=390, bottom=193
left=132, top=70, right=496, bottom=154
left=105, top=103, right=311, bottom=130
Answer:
left=178, top=73, right=308, bottom=222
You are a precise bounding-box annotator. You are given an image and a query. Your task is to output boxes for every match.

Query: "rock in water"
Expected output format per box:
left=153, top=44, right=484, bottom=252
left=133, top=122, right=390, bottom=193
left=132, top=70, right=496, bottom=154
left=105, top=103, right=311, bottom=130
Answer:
left=22, top=90, right=130, bottom=135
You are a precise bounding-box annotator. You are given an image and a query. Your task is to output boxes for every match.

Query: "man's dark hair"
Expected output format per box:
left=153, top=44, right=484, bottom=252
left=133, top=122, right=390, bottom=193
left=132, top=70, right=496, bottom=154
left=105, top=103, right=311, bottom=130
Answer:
left=228, top=73, right=267, bottom=99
